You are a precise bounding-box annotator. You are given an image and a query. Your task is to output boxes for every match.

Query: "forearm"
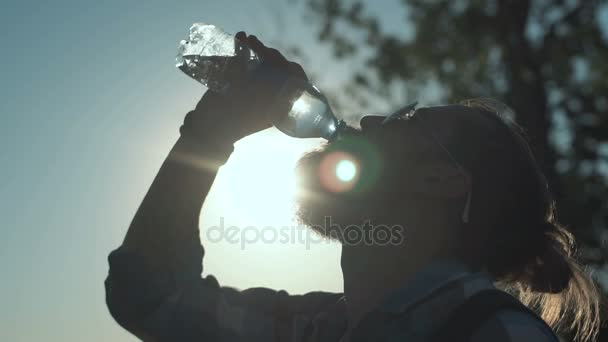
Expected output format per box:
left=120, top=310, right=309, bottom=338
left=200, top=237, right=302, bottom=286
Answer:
left=121, top=134, right=233, bottom=272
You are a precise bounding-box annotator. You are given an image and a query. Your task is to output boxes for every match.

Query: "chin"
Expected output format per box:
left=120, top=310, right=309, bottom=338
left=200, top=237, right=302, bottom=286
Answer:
left=294, top=145, right=381, bottom=242
left=294, top=147, right=339, bottom=238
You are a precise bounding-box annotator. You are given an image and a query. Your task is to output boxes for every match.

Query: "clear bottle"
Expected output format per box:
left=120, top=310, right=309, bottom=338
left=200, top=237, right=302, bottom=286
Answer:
left=176, top=23, right=344, bottom=140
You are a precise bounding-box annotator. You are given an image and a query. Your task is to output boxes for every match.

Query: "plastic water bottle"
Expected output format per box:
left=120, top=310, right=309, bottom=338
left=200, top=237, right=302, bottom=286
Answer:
left=176, top=23, right=344, bottom=140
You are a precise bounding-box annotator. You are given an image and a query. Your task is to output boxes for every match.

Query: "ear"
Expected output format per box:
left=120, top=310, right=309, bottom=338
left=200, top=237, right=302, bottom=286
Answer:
left=410, top=161, right=471, bottom=199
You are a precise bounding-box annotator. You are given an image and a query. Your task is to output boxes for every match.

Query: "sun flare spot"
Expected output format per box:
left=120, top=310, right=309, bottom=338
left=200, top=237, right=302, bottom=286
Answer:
left=335, top=159, right=357, bottom=182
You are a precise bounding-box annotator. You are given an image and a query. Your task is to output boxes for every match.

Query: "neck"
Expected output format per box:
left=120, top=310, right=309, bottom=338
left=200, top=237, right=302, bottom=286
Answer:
left=340, top=242, right=446, bottom=328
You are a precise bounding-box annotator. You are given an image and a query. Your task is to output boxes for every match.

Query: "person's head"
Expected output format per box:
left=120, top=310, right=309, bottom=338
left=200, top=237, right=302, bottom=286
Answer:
left=295, top=98, right=601, bottom=341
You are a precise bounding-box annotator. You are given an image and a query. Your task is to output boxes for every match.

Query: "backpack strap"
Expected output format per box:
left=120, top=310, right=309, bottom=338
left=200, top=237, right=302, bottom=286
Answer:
left=430, top=289, right=554, bottom=342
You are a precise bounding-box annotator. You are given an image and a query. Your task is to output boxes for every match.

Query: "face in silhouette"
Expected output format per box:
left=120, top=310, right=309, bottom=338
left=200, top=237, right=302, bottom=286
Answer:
left=295, top=106, right=474, bottom=251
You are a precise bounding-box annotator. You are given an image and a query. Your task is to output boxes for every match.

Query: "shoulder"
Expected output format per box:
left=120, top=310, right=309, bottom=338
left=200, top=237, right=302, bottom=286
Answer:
left=470, top=309, right=559, bottom=342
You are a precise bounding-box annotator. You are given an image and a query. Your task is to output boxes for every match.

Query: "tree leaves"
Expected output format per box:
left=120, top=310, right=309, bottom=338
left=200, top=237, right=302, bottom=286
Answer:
left=298, top=0, right=608, bottom=285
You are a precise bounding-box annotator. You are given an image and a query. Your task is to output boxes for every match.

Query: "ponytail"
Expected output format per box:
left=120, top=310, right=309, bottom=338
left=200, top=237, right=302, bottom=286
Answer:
left=513, top=220, right=601, bottom=342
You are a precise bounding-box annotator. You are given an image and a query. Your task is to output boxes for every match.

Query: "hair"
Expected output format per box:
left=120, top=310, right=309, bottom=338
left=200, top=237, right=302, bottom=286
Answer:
left=457, top=98, right=602, bottom=341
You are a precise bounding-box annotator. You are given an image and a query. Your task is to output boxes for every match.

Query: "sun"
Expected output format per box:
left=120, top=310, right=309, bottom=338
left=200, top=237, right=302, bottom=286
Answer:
left=198, top=128, right=342, bottom=293
left=211, top=128, right=323, bottom=225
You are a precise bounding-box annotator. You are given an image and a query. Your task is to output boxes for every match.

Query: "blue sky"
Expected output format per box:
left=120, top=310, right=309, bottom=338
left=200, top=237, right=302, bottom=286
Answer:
left=0, top=0, right=408, bottom=340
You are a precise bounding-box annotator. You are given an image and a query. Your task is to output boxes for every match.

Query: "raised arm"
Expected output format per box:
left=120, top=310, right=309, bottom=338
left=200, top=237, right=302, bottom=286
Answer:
left=105, top=33, right=343, bottom=342
left=120, top=91, right=250, bottom=270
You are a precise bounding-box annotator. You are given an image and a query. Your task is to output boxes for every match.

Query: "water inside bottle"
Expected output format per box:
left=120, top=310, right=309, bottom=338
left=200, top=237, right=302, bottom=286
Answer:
left=275, top=86, right=338, bottom=139
left=176, top=26, right=257, bottom=92
left=178, top=55, right=246, bottom=93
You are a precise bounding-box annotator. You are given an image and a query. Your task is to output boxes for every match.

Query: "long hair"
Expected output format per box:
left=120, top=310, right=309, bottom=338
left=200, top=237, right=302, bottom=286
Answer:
left=459, top=98, right=601, bottom=341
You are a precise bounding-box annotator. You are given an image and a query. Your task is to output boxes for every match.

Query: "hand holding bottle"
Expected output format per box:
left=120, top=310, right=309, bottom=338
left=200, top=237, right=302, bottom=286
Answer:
left=177, top=24, right=343, bottom=141
left=180, top=30, right=313, bottom=145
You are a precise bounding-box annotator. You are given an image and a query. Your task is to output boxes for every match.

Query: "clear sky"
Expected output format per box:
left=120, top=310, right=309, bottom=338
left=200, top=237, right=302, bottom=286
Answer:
left=0, top=0, right=408, bottom=340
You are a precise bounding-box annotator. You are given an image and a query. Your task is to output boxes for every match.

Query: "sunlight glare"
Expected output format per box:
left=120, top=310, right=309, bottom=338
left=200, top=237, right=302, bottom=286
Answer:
left=336, top=159, right=357, bottom=182
left=199, top=128, right=343, bottom=294
left=212, top=129, right=320, bottom=224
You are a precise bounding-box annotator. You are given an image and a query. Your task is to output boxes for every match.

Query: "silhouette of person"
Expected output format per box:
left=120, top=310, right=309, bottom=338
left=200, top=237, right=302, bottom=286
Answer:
left=105, top=32, right=600, bottom=341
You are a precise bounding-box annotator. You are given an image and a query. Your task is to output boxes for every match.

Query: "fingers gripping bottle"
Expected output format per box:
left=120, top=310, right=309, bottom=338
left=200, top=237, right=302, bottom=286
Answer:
left=176, top=23, right=345, bottom=140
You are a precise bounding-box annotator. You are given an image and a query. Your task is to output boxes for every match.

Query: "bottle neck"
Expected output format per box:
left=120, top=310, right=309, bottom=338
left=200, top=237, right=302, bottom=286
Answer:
left=329, top=120, right=359, bottom=141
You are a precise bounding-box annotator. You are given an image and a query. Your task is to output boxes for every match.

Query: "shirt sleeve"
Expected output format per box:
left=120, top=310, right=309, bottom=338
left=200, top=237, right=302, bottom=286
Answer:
left=469, top=310, right=559, bottom=342
left=105, top=246, right=342, bottom=342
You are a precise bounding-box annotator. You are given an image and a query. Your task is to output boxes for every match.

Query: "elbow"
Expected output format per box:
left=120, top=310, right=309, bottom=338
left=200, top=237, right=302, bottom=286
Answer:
left=105, top=248, right=171, bottom=335
left=105, top=274, right=139, bottom=332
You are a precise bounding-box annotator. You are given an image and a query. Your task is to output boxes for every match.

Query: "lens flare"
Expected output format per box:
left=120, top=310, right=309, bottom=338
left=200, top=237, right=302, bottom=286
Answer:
left=336, top=159, right=357, bottom=182
left=319, top=151, right=360, bottom=193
